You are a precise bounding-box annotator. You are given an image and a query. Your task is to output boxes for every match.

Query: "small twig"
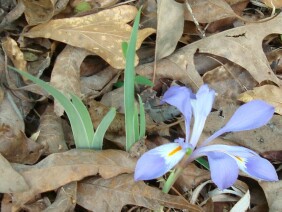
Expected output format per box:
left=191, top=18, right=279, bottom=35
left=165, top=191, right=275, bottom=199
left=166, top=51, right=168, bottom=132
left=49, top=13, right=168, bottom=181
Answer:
left=184, top=0, right=206, bottom=38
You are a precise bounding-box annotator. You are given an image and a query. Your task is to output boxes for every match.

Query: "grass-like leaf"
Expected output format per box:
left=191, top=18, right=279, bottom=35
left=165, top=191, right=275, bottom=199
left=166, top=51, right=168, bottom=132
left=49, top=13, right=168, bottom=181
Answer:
left=9, top=66, right=115, bottom=150
left=9, top=66, right=90, bottom=148
left=134, top=104, right=139, bottom=141
left=70, top=94, right=94, bottom=144
left=92, top=108, right=116, bottom=150
left=135, top=75, right=154, bottom=87
left=124, top=8, right=142, bottom=151
left=137, top=94, right=146, bottom=140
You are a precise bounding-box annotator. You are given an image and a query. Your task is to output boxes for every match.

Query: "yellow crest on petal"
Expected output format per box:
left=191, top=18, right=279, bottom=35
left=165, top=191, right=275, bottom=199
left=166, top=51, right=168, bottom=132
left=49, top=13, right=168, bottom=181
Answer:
left=168, top=146, right=182, bottom=156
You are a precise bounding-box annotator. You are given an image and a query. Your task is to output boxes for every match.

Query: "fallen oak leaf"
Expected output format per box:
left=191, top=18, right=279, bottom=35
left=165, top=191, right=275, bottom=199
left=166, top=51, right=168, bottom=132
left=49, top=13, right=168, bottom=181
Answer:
left=77, top=174, right=203, bottom=212
left=137, top=13, right=282, bottom=90
left=11, top=149, right=136, bottom=208
left=24, top=5, right=155, bottom=69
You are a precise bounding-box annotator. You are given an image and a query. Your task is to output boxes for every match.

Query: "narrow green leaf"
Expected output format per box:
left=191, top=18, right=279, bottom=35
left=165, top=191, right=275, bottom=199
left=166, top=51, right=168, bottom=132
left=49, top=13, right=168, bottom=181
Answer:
left=92, top=107, right=116, bottom=150
left=134, top=104, right=139, bottom=141
left=113, top=81, right=124, bottom=88
left=9, top=66, right=90, bottom=148
left=70, top=94, right=95, bottom=142
left=196, top=158, right=210, bottom=170
left=135, top=75, right=154, bottom=87
left=124, top=7, right=142, bottom=151
left=74, top=2, right=91, bottom=13
left=137, top=94, right=146, bottom=140
left=121, top=41, right=128, bottom=58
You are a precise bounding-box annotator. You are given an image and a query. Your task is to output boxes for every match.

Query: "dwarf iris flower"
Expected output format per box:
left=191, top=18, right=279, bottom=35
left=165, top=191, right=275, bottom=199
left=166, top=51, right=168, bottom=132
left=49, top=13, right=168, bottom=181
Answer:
left=134, top=85, right=278, bottom=190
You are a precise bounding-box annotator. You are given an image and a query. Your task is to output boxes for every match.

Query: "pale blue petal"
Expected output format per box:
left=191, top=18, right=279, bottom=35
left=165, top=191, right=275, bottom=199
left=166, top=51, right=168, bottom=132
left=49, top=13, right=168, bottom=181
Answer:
left=190, top=144, right=278, bottom=184
left=189, top=85, right=215, bottom=147
left=242, top=156, right=278, bottom=181
left=134, top=142, right=186, bottom=181
left=161, top=86, right=192, bottom=141
left=207, top=152, right=239, bottom=190
left=192, top=144, right=257, bottom=158
left=201, top=100, right=274, bottom=146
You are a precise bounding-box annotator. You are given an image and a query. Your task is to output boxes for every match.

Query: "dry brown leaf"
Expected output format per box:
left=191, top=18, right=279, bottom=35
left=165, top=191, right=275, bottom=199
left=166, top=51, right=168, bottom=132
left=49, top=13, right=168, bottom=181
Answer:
left=22, top=0, right=69, bottom=25
left=261, top=150, right=282, bottom=162
left=101, top=87, right=125, bottom=112
left=80, top=66, right=117, bottom=95
left=203, top=62, right=257, bottom=108
left=0, top=93, right=25, bottom=133
left=37, top=105, right=68, bottom=154
left=80, top=55, right=108, bottom=76
left=259, top=180, right=282, bottom=211
left=0, top=125, right=43, bottom=164
left=0, top=154, right=29, bottom=193
left=77, top=174, right=203, bottom=212
left=88, top=100, right=126, bottom=148
left=2, top=37, right=27, bottom=79
left=24, top=5, right=155, bottom=69
left=263, top=0, right=282, bottom=8
left=175, top=163, right=210, bottom=192
left=184, top=0, right=240, bottom=23
left=182, top=14, right=282, bottom=87
left=205, top=106, right=282, bottom=153
left=0, top=87, right=3, bottom=103
left=238, top=85, right=282, bottom=115
left=11, top=149, right=136, bottom=208
left=49, top=46, right=91, bottom=115
left=136, top=58, right=203, bottom=91
left=206, top=1, right=249, bottom=33
left=0, top=1, right=25, bottom=33
left=1, top=194, right=13, bottom=212
left=137, top=14, right=282, bottom=90
left=43, top=182, right=77, bottom=212
left=155, top=0, right=184, bottom=60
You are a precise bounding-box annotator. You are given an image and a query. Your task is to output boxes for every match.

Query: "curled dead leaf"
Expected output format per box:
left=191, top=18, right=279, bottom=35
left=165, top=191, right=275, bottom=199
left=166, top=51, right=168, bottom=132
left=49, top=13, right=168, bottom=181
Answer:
left=2, top=37, right=27, bottom=81
left=37, top=105, right=68, bottom=154
left=0, top=124, right=43, bottom=164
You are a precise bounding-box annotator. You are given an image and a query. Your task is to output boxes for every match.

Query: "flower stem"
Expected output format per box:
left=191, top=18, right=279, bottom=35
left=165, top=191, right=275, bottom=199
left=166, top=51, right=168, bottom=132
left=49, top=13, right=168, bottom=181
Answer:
left=162, top=167, right=183, bottom=193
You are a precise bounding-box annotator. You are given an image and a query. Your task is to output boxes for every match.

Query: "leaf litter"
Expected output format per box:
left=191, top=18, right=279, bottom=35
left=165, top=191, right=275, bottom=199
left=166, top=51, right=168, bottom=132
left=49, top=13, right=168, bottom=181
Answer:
left=0, top=0, right=281, bottom=211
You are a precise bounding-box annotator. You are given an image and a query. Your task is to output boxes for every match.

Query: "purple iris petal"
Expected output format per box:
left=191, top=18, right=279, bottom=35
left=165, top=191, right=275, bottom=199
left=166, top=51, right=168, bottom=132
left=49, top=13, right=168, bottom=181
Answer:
left=162, top=86, right=192, bottom=141
left=134, top=152, right=168, bottom=181
left=244, top=156, right=278, bottom=181
left=191, top=144, right=258, bottom=160
left=189, top=144, right=278, bottom=188
left=202, top=100, right=275, bottom=146
left=134, top=142, right=186, bottom=181
left=207, top=152, right=239, bottom=190
left=189, top=85, right=215, bottom=147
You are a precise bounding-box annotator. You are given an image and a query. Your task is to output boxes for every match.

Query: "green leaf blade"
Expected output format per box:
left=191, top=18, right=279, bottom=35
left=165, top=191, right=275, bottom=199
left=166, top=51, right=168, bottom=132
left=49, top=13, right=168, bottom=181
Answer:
left=124, top=8, right=142, bottom=151
left=9, top=66, right=91, bottom=149
left=138, top=94, right=146, bottom=140
left=92, top=107, right=116, bottom=150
